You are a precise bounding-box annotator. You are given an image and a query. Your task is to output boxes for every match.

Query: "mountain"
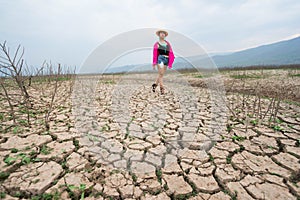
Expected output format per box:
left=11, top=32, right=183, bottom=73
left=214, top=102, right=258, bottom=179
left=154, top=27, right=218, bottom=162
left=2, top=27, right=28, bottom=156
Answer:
left=212, top=36, right=300, bottom=67
left=102, top=36, right=300, bottom=73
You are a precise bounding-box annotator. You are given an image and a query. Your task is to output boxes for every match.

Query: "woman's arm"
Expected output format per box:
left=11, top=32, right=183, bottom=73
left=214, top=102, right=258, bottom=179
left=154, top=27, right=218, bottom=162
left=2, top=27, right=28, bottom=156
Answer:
left=152, top=42, right=158, bottom=67
left=167, top=41, right=175, bottom=69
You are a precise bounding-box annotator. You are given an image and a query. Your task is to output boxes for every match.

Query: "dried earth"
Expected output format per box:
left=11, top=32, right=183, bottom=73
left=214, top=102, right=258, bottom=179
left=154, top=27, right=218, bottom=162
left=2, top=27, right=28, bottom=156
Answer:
left=0, top=72, right=299, bottom=200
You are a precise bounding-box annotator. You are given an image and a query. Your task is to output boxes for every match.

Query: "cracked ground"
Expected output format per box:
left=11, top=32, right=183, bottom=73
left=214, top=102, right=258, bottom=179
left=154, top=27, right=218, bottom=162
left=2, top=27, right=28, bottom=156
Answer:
left=0, top=70, right=300, bottom=200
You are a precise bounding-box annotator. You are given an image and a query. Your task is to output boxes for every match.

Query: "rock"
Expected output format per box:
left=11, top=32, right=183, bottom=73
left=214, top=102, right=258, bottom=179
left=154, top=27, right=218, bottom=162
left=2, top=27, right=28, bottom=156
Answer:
left=3, top=161, right=63, bottom=195
left=163, top=174, right=192, bottom=196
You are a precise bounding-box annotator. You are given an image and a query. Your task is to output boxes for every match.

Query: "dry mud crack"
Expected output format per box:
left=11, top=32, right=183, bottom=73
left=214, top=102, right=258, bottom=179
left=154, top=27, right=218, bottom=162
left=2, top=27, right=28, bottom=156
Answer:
left=0, top=73, right=299, bottom=200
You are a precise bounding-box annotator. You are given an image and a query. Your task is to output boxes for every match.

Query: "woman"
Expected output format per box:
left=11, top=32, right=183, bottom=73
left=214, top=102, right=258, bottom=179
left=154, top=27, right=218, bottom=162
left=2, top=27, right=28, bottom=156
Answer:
left=152, top=29, right=175, bottom=95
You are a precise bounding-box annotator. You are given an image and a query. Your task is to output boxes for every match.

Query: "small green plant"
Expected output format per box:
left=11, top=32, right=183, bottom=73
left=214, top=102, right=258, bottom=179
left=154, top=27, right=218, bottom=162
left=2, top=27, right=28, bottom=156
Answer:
left=73, top=139, right=80, bottom=150
left=131, top=173, right=137, bottom=182
left=109, top=169, right=120, bottom=175
left=0, top=172, right=10, bottom=181
left=102, top=80, right=115, bottom=84
left=272, top=125, right=283, bottom=131
left=4, top=156, right=17, bottom=165
left=208, top=154, right=214, bottom=162
left=156, top=169, right=162, bottom=184
left=11, top=148, right=18, bottom=153
left=41, top=145, right=52, bottom=155
left=0, top=192, right=6, bottom=198
left=194, top=75, right=203, bottom=78
left=275, top=118, right=283, bottom=123
left=232, top=135, right=246, bottom=142
left=21, top=156, right=31, bottom=165
left=250, top=119, right=258, bottom=125
left=18, top=119, right=28, bottom=126
left=13, top=126, right=19, bottom=134
left=226, top=124, right=233, bottom=132
left=290, top=73, right=300, bottom=77
left=79, top=184, right=86, bottom=200
left=226, top=156, right=232, bottom=164
left=66, top=184, right=86, bottom=200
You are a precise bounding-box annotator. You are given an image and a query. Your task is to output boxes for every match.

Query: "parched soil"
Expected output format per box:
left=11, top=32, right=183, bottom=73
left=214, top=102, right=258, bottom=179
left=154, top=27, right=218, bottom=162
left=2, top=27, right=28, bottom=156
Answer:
left=188, top=69, right=300, bottom=102
left=0, top=71, right=299, bottom=200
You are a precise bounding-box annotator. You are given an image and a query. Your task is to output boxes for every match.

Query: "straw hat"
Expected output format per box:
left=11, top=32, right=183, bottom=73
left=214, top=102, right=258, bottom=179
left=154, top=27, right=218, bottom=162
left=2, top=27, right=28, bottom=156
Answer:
left=156, top=29, right=168, bottom=37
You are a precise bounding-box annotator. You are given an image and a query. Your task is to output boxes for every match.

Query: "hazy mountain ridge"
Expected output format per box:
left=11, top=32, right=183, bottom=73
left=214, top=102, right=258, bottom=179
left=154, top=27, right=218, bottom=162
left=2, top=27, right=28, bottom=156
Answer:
left=104, top=36, right=300, bottom=73
left=212, top=36, right=300, bottom=67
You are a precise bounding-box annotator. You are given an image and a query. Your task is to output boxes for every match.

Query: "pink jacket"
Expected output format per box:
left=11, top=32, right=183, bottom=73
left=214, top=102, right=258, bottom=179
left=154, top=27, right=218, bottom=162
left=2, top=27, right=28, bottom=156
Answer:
left=152, top=40, right=175, bottom=69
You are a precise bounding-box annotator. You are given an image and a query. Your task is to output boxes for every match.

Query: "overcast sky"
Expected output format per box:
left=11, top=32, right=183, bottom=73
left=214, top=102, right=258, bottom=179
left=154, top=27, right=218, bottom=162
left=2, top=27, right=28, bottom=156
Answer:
left=1, top=0, right=300, bottom=69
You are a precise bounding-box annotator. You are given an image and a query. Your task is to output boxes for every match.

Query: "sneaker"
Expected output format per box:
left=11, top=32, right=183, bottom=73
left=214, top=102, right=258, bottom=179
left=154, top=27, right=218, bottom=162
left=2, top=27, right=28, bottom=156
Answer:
left=160, top=87, right=165, bottom=95
left=152, top=83, right=157, bottom=92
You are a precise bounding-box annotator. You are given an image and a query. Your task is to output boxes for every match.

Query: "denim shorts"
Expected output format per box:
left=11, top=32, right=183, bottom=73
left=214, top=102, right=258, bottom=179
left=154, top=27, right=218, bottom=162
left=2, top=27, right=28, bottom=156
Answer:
left=157, top=54, right=169, bottom=66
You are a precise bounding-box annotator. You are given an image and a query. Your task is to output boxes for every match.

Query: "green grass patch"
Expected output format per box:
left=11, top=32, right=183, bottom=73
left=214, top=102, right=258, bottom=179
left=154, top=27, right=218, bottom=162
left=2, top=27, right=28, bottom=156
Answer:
left=156, top=169, right=162, bottom=184
left=40, top=145, right=52, bottom=155
left=0, top=192, right=6, bottom=198
left=4, top=156, right=17, bottom=165
left=290, top=73, right=300, bottom=77
left=232, top=135, right=246, bottom=142
left=0, top=172, right=10, bottom=181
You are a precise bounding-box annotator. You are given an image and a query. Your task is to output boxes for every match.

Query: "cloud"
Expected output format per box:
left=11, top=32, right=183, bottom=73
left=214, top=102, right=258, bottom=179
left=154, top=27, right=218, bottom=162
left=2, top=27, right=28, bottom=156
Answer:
left=0, top=0, right=299, bottom=67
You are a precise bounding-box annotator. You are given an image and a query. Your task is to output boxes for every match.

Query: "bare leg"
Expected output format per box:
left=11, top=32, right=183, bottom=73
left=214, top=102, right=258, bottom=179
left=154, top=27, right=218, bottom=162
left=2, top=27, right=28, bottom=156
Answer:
left=158, top=65, right=167, bottom=94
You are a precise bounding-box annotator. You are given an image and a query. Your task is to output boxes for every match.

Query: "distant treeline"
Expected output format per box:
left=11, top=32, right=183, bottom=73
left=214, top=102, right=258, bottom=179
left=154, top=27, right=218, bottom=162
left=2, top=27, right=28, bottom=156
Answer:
left=218, top=64, right=300, bottom=71
left=73, top=64, right=300, bottom=76
left=175, top=64, right=300, bottom=73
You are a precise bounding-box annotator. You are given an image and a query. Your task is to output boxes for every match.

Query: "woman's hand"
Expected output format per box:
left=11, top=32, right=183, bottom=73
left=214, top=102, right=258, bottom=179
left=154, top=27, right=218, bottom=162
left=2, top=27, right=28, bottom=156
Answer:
left=152, top=64, right=156, bottom=70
